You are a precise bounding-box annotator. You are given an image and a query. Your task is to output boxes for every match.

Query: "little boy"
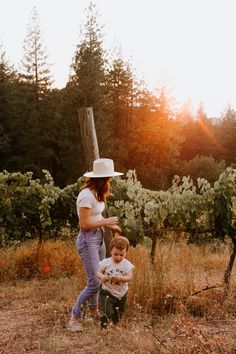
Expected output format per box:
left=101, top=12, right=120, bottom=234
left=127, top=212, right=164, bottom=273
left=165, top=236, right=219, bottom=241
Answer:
left=97, top=236, right=134, bottom=329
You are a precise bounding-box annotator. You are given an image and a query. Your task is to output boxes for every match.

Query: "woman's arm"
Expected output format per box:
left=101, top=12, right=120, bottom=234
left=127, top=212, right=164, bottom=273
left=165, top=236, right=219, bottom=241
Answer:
left=78, top=207, right=119, bottom=230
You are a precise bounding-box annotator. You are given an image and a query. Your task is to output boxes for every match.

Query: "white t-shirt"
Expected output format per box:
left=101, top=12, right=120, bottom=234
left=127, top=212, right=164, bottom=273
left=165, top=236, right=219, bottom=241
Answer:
left=99, top=257, right=134, bottom=298
left=76, top=188, right=105, bottom=223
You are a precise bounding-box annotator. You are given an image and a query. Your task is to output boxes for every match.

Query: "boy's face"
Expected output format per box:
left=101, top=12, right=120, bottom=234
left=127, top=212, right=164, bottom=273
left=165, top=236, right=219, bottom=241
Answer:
left=111, top=247, right=127, bottom=263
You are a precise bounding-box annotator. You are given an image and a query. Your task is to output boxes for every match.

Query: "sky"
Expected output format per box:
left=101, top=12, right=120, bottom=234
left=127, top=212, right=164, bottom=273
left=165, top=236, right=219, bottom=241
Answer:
left=1, top=0, right=236, bottom=117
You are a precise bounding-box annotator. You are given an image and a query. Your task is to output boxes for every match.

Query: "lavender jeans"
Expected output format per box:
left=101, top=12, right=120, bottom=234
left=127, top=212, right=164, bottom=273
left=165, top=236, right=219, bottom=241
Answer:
left=71, top=227, right=106, bottom=319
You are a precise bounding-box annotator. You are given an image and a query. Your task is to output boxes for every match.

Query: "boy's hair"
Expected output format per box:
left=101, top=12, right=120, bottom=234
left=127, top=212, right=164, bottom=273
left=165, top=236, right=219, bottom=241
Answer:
left=109, top=236, right=130, bottom=252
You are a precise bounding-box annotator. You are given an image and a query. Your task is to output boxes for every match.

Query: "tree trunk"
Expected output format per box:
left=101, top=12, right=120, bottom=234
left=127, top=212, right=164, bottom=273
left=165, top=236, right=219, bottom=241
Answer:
left=35, top=231, right=43, bottom=274
left=150, top=232, right=158, bottom=264
left=224, top=237, right=236, bottom=285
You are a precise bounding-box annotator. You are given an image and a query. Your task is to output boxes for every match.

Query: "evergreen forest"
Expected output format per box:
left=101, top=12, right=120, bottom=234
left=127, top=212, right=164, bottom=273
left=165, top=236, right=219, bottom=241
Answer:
left=1, top=3, right=236, bottom=190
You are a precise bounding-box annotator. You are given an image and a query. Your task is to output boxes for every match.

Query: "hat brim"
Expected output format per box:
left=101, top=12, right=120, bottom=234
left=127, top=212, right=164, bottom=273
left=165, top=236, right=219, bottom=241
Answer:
left=83, top=171, right=123, bottom=178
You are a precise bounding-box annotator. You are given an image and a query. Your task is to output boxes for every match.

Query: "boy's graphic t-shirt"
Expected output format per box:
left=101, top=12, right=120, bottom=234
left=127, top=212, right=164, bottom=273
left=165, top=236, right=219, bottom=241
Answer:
left=99, top=257, right=134, bottom=298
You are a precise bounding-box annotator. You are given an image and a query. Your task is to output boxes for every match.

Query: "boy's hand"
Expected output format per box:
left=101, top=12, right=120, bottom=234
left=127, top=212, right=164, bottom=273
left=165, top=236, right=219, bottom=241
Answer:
left=100, top=274, right=109, bottom=283
left=111, top=275, right=122, bottom=284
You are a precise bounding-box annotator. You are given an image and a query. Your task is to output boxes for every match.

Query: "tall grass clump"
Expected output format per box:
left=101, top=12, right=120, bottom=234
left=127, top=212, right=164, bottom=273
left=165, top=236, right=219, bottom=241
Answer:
left=0, top=239, right=82, bottom=281
left=127, top=238, right=234, bottom=315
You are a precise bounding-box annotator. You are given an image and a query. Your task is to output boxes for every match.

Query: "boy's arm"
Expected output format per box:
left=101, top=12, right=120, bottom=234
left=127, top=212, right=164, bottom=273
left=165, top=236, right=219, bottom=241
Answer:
left=112, top=269, right=133, bottom=283
left=97, top=267, right=109, bottom=283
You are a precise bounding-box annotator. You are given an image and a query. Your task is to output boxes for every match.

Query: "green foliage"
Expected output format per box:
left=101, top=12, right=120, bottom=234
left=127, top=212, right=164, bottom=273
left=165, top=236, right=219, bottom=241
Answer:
left=1, top=167, right=236, bottom=247
left=109, top=168, right=236, bottom=245
left=109, top=171, right=146, bottom=245
left=174, top=155, right=226, bottom=187
left=214, top=168, right=236, bottom=239
left=0, top=170, right=83, bottom=245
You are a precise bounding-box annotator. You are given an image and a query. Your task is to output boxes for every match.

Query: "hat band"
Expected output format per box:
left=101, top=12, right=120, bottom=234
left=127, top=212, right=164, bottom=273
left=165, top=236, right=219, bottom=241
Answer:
left=94, top=166, right=114, bottom=176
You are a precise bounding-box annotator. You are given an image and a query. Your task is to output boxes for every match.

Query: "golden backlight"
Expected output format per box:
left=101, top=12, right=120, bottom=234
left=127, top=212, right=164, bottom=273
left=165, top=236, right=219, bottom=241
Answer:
left=1, top=0, right=236, bottom=116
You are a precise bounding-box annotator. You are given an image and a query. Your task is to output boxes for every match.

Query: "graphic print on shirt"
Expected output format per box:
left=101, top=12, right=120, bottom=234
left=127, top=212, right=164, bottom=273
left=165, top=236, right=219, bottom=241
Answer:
left=105, top=267, right=124, bottom=285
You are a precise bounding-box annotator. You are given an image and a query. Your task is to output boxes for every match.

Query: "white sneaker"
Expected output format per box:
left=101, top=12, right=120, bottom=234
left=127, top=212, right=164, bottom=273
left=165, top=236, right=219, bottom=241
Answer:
left=67, top=319, right=83, bottom=332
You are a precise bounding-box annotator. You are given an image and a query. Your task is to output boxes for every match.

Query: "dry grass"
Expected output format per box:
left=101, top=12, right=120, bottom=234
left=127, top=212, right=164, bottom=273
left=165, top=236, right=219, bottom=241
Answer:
left=0, top=237, right=236, bottom=353
left=0, top=239, right=82, bottom=281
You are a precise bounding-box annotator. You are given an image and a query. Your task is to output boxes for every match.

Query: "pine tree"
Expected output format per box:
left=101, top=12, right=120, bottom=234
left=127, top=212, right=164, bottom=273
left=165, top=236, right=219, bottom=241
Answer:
left=20, top=6, right=52, bottom=104
left=0, top=43, right=17, bottom=169
left=179, top=102, right=219, bottom=160
left=69, top=1, right=109, bottom=154
left=217, top=106, right=236, bottom=163
left=106, top=55, right=135, bottom=135
left=0, top=42, right=15, bottom=82
left=70, top=2, right=105, bottom=106
left=126, top=83, right=180, bottom=189
left=15, top=7, right=55, bottom=177
left=103, top=52, right=136, bottom=168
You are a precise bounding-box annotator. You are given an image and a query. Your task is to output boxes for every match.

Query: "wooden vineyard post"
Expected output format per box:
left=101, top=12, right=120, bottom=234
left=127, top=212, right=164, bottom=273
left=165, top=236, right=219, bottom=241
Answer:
left=78, top=107, right=99, bottom=171
left=78, top=107, right=113, bottom=256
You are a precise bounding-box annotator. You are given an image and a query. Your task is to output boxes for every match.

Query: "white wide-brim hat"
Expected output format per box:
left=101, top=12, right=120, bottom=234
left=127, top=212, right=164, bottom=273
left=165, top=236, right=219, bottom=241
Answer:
left=83, top=158, right=123, bottom=178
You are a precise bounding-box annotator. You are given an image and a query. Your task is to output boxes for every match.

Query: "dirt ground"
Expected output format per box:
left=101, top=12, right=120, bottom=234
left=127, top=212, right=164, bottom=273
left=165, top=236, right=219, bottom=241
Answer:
left=0, top=278, right=236, bottom=354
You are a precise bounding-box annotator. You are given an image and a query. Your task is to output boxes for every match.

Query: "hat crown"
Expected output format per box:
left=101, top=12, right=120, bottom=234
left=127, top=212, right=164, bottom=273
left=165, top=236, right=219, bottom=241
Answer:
left=93, top=158, right=114, bottom=176
left=83, top=158, right=123, bottom=178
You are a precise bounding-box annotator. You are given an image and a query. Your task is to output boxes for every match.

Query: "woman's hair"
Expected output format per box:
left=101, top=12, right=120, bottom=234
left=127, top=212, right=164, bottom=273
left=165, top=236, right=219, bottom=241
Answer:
left=109, top=236, right=130, bottom=252
left=80, top=177, right=111, bottom=202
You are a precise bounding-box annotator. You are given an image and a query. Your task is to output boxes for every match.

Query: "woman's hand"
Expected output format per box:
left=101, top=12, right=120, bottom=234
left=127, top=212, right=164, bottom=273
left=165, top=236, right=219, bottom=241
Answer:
left=105, top=216, right=119, bottom=226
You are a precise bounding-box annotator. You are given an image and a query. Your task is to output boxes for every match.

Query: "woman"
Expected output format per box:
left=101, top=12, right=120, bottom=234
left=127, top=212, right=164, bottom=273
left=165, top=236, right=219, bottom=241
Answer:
left=67, top=158, right=123, bottom=332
